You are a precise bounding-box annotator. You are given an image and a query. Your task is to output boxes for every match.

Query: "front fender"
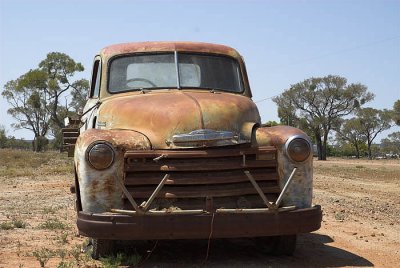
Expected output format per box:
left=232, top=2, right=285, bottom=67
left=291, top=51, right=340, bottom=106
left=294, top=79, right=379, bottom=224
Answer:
left=74, top=129, right=151, bottom=213
left=254, top=126, right=313, bottom=208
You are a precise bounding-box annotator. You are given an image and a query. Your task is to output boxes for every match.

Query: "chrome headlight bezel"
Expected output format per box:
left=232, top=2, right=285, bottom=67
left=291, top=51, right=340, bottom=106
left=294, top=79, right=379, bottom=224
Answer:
left=86, top=141, right=115, bottom=170
left=285, top=135, right=312, bottom=163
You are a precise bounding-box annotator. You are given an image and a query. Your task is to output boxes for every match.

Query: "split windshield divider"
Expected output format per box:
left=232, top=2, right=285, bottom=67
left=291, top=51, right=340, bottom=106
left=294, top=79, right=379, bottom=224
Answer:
left=174, top=51, right=181, bottom=89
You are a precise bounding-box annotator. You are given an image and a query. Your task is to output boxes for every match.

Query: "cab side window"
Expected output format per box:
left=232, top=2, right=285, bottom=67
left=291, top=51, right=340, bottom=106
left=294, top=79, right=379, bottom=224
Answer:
left=90, top=59, right=101, bottom=98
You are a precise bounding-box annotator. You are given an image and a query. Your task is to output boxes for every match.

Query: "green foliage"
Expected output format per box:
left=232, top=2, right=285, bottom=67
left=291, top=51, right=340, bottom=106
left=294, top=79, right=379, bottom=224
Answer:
left=12, top=219, right=27, bottom=228
left=262, top=120, right=279, bottom=127
left=2, top=52, right=89, bottom=151
left=394, top=100, right=400, bottom=126
left=0, top=221, right=14, bottom=230
left=33, top=136, right=49, bottom=152
left=336, top=118, right=366, bottom=158
left=68, top=244, right=94, bottom=267
left=56, top=261, right=74, bottom=268
left=1, top=136, right=31, bottom=150
left=0, top=219, right=27, bottom=230
left=38, top=52, right=87, bottom=129
left=100, top=252, right=141, bottom=268
left=70, top=79, right=89, bottom=113
left=273, top=75, right=373, bottom=160
left=380, top=131, right=400, bottom=155
left=43, top=206, right=58, bottom=215
left=357, top=108, right=392, bottom=159
left=57, top=232, right=69, bottom=245
left=38, top=218, right=69, bottom=230
left=0, top=125, right=7, bottom=148
left=0, top=149, right=73, bottom=178
left=32, top=248, right=55, bottom=268
left=2, top=72, right=50, bottom=152
left=330, top=141, right=368, bottom=157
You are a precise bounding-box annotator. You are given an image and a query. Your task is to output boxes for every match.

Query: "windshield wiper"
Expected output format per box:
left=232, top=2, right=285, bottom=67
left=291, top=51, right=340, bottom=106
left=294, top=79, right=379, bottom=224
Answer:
left=124, top=87, right=152, bottom=94
left=209, top=89, right=221, bottom=94
left=139, top=88, right=151, bottom=94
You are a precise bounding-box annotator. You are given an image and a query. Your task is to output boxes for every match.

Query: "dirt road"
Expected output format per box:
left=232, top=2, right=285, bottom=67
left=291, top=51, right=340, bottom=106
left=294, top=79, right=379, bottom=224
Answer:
left=0, top=153, right=399, bottom=267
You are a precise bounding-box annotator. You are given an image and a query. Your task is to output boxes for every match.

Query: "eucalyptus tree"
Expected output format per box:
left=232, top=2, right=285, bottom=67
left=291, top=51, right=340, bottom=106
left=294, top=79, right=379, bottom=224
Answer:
left=380, top=132, right=400, bottom=156
left=336, top=118, right=366, bottom=158
left=38, top=52, right=87, bottom=128
left=0, top=125, right=7, bottom=148
left=394, top=100, right=400, bottom=126
left=2, top=70, right=50, bottom=151
left=273, top=75, right=374, bottom=160
left=357, top=108, right=392, bottom=159
left=2, top=52, right=89, bottom=150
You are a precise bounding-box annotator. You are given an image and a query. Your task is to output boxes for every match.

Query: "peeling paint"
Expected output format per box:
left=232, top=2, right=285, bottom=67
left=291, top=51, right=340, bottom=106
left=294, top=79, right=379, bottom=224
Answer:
left=97, top=91, right=261, bottom=149
left=254, top=126, right=313, bottom=208
left=74, top=129, right=151, bottom=213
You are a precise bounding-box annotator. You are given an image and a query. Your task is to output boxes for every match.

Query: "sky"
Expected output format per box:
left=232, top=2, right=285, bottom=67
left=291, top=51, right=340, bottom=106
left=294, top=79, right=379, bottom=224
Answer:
left=0, top=0, right=399, bottom=141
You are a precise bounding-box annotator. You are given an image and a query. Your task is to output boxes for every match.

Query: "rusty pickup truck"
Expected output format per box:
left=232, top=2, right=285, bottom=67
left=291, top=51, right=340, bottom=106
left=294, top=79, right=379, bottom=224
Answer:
left=63, top=41, right=322, bottom=259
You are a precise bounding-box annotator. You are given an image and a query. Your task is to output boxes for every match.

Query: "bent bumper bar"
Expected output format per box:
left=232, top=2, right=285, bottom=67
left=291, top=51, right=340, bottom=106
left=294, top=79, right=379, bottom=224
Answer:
left=77, top=205, right=322, bottom=240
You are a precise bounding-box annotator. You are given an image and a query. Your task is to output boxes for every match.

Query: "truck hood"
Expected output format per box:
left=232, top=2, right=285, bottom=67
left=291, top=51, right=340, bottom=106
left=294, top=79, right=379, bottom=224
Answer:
left=97, top=91, right=261, bottom=149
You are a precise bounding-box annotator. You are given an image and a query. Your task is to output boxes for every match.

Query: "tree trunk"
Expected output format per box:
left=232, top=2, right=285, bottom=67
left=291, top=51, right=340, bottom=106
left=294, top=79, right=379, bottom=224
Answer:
left=367, top=141, right=372, bottom=160
left=33, top=136, right=41, bottom=152
left=315, top=131, right=324, bottom=160
left=317, top=130, right=329, bottom=161
left=33, top=136, right=47, bottom=152
left=321, top=138, right=327, bottom=160
left=355, top=143, right=360, bottom=159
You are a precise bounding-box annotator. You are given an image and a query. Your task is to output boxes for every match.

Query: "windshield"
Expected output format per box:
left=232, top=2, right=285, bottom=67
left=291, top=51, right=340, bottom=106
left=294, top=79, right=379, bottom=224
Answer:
left=108, top=53, right=243, bottom=93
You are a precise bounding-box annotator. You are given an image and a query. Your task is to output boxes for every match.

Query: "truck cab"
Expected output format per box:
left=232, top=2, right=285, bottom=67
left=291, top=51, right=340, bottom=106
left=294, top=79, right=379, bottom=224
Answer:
left=66, top=42, right=322, bottom=259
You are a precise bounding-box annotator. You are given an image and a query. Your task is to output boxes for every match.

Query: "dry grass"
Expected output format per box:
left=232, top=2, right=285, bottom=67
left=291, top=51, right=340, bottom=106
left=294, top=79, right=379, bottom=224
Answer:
left=314, top=158, right=400, bottom=183
left=0, top=149, right=73, bottom=178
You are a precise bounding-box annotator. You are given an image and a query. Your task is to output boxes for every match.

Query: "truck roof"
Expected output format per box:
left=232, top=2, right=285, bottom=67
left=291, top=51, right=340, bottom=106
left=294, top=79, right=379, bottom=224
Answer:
left=100, top=41, right=242, bottom=60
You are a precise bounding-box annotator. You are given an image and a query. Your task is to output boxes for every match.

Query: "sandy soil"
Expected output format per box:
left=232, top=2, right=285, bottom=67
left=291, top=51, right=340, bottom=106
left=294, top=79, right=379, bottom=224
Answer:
left=0, top=157, right=399, bottom=267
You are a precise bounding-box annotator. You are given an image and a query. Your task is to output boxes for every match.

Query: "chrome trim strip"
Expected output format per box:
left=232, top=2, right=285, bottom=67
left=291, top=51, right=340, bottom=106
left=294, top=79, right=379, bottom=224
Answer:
left=172, top=129, right=234, bottom=143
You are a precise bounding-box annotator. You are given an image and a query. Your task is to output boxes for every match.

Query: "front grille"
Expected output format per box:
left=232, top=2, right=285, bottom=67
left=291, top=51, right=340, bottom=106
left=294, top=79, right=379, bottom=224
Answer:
left=123, top=146, right=279, bottom=211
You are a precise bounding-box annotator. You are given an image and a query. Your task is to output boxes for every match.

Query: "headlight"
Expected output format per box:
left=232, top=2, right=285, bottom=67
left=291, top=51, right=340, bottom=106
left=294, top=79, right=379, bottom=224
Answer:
left=86, top=142, right=115, bottom=170
left=285, top=136, right=311, bottom=162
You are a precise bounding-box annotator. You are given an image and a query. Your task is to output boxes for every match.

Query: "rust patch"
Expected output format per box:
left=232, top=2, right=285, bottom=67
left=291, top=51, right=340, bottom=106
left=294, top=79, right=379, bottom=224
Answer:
left=101, top=41, right=241, bottom=61
left=74, top=129, right=151, bottom=213
left=254, top=126, right=313, bottom=208
left=97, top=91, right=260, bottom=149
left=77, top=206, right=322, bottom=240
left=253, top=126, right=307, bottom=147
left=181, top=92, right=205, bottom=129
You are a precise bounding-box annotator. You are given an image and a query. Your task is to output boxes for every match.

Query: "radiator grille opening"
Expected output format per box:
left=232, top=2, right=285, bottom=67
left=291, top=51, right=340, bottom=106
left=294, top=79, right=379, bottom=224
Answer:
left=123, top=146, right=279, bottom=211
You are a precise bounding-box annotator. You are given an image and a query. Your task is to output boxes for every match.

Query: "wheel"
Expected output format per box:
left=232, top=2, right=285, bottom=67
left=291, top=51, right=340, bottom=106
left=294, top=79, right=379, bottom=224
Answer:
left=91, top=238, right=115, bottom=259
left=271, top=235, right=297, bottom=256
left=255, top=235, right=297, bottom=256
left=126, top=78, right=157, bottom=88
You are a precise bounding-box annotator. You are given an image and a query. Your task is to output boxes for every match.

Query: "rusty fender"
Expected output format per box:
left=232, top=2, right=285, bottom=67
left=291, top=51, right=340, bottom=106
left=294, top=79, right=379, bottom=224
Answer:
left=74, top=129, right=151, bottom=213
left=253, top=125, right=313, bottom=208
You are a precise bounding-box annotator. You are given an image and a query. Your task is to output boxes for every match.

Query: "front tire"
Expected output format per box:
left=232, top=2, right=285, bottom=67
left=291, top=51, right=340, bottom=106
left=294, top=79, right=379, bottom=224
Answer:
left=256, top=235, right=297, bottom=256
left=91, top=238, right=115, bottom=259
left=271, top=235, right=297, bottom=255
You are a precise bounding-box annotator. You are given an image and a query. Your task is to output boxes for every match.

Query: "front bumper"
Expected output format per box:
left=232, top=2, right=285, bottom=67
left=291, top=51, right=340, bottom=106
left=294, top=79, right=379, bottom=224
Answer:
left=77, top=205, right=322, bottom=240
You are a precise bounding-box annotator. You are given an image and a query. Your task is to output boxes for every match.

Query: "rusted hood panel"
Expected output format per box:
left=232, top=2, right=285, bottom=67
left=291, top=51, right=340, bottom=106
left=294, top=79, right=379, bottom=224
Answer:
left=97, top=90, right=261, bottom=149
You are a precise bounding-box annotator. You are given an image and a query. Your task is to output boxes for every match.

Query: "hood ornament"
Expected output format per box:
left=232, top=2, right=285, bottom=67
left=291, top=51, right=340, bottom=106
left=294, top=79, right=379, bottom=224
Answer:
left=172, top=129, right=236, bottom=144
